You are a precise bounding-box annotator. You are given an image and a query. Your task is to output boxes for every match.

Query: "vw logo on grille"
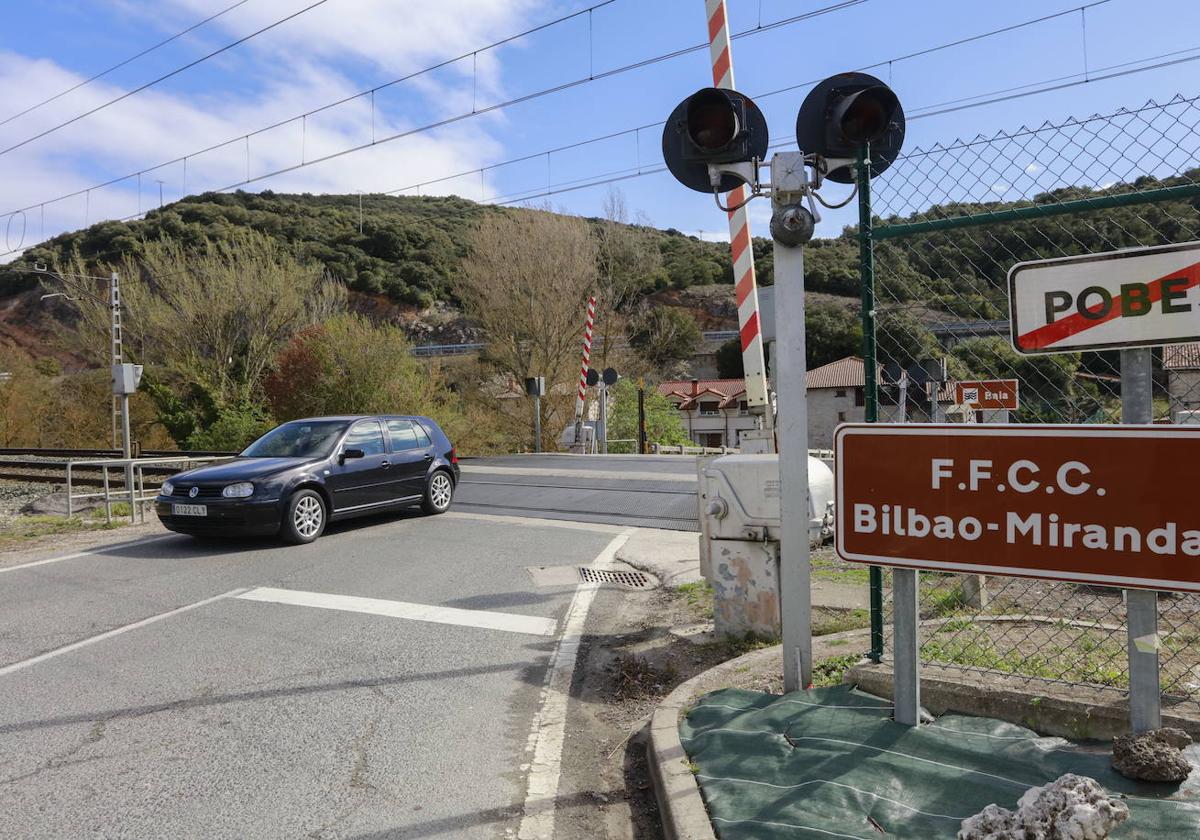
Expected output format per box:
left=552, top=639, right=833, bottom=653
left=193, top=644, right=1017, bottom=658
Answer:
left=188, top=486, right=199, bottom=498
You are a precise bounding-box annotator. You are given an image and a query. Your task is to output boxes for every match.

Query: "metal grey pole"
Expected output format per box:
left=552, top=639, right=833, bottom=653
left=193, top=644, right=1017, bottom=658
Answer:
left=533, top=394, right=542, bottom=453
left=599, top=383, right=608, bottom=455
left=121, top=393, right=135, bottom=522
left=1122, top=347, right=1161, bottom=732
left=893, top=568, right=921, bottom=725
left=771, top=152, right=813, bottom=693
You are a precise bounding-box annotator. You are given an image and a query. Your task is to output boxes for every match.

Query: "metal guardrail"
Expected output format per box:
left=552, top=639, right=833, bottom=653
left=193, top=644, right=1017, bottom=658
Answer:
left=66, top=455, right=227, bottom=524
left=0, top=447, right=236, bottom=458
left=410, top=330, right=741, bottom=358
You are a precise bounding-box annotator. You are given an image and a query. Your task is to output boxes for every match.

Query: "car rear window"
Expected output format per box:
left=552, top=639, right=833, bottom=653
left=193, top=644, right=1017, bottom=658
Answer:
left=413, top=423, right=432, bottom=448
left=387, top=419, right=420, bottom=451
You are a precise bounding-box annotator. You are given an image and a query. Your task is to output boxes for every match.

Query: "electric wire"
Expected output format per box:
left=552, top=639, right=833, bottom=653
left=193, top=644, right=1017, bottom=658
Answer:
left=1, top=0, right=1191, bottom=257
left=0, top=0, right=864, bottom=218
left=0, top=0, right=333, bottom=158
left=0, top=0, right=253, bottom=129
left=1, top=40, right=1192, bottom=261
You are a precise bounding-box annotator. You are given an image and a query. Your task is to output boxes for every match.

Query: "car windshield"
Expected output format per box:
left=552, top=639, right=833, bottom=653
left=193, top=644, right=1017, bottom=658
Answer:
left=240, top=420, right=348, bottom=459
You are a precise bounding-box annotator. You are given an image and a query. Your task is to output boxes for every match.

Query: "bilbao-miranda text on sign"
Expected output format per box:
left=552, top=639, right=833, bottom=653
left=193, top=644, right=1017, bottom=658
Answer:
left=835, top=423, right=1200, bottom=592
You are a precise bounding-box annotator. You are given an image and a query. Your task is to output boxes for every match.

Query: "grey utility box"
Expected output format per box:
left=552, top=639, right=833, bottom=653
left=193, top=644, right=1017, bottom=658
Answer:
left=111, top=363, right=143, bottom=395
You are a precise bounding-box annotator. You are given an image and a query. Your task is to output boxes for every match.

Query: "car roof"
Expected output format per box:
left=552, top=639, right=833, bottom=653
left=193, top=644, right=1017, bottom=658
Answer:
left=284, top=415, right=434, bottom=424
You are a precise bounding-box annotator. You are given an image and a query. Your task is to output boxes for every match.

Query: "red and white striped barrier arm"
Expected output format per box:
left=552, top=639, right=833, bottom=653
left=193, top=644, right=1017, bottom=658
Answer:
left=573, top=295, right=597, bottom=438
left=705, top=0, right=769, bottom=410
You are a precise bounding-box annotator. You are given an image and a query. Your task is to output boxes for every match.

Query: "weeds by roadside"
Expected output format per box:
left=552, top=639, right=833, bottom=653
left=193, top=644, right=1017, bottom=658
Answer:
left=0, top=512, right=122, bottom=548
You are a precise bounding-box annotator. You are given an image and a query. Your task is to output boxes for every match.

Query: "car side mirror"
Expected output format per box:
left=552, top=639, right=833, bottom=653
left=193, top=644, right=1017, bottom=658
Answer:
left=339, top=447, right=365, bottom=464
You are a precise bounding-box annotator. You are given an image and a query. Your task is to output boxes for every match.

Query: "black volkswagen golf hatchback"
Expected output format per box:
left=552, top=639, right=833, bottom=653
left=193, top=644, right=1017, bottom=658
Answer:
left=156, top=415, right=460, bottom=544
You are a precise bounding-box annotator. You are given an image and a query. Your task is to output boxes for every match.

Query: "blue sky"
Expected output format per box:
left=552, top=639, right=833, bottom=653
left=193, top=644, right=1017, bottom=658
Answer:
left=1, top=0, right=1198, bottom=259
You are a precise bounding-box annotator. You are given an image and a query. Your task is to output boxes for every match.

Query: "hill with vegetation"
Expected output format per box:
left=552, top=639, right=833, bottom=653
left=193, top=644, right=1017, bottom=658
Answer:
left=3, top=191, right=740, bottom=308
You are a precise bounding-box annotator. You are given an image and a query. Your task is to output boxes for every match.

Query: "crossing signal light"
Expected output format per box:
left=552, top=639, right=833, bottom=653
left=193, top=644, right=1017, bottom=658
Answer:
left=796, top=72, right=905, bottom=184
left=662, top=87, right=769, bottom=193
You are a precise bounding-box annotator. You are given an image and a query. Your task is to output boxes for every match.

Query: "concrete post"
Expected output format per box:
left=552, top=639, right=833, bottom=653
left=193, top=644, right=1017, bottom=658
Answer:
left=771, top=152, right=813, bottom=693
left=1122, top=347, right=1161, bottom=732
left=893, top=568, right=921, bottom=725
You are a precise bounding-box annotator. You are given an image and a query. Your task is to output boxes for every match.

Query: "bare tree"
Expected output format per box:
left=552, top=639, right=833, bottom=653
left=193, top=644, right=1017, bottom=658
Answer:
left=58, top=231, right=345, bottom=408
left=454, top=209, right=598, bottom=444
left=591, top=188, right=663, bottom=373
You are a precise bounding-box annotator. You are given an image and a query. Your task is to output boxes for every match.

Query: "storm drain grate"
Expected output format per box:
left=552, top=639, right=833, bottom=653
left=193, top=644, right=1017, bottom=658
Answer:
left=577, top=567, right=654, bottom=589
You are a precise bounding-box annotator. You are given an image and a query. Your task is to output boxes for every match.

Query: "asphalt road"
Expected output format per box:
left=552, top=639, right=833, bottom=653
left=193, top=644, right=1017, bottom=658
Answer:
left=0, top=454, right=701, bottom=839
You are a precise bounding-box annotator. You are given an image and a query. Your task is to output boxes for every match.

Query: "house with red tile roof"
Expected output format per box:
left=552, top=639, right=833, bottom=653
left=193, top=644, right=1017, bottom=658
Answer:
left=656, top=378, right=753, bottom=448
left=658, top=356, right=874, bottom=449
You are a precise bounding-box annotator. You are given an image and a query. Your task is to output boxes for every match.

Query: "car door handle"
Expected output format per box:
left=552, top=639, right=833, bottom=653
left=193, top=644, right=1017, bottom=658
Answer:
left=381, top=460, right=390, bottom=468
left=423, top=454, right=433, bottom=461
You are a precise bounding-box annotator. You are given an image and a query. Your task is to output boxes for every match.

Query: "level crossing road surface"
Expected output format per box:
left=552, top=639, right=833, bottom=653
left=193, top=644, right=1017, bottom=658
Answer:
left=0, top=454, right=702, bottom=839
left=456, top=454, right=701, bottom=531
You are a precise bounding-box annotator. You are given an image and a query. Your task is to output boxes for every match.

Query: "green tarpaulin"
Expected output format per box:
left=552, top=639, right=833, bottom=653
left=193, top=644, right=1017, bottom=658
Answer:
left=681, top=685, right=1200, bottom=839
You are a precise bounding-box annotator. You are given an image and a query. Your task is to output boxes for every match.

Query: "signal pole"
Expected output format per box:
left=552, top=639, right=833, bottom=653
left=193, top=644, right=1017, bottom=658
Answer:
left=110, top=272, right=123, bottom=450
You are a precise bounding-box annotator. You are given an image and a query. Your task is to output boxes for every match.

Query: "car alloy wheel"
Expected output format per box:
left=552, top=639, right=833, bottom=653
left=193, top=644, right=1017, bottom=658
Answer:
left=293, top=494, right=323, bottom=539
left=428, top=472, right=453, bottom=512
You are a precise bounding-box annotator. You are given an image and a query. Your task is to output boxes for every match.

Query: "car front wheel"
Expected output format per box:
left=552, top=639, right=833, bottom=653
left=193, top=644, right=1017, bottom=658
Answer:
left=281, top=489, right=326, bottom=544
left=421, top=470, right=454, bottom=515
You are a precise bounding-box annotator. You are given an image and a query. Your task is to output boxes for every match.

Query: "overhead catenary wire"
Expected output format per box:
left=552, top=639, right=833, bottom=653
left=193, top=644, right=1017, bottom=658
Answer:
left=0, top=0, right=333, bottom=158
left=1, top=34, right=1191, bottom=262
left=0, top=0, right=865, bottom=219
left=0, top=0, right=253, bottom=130
left=1, top=0, right=1189, bottom=258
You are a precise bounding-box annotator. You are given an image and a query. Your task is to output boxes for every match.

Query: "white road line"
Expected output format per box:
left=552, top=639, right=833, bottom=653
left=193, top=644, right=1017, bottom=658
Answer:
left=442, top=510, right=628, bottom=534
left=517, top=529, right=632, bottom=840
left=464, top=465, right=697, bottom=483
left=0, top=588, right=249, bottom=677
left=236, top=587, right=558, bottom=637
left=0, top=534, right=174, bottom=575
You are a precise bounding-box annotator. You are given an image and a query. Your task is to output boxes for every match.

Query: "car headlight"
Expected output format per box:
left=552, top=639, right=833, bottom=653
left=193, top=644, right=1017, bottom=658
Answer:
left=222, top=482, right=255, bottom=498
left=161, top=481, right=174, bottom=496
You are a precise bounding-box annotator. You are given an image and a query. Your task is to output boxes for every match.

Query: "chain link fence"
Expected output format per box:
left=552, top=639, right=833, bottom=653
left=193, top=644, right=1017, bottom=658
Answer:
left=858, top=93, right=1200, bottom=710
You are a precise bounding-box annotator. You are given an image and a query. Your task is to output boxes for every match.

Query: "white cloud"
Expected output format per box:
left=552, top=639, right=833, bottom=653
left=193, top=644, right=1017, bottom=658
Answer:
left=1025, top=162, right=1043, bottom=174
left=0, top=0, right=553, bottom=259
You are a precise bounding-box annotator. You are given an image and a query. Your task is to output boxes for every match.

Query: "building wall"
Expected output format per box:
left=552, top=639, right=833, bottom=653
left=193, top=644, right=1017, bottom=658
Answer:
left=679, top=408, right=758, bottom=446
left=1169, top=370, right=1200, bottom=421
left=807, top=388, right=865, bottom=449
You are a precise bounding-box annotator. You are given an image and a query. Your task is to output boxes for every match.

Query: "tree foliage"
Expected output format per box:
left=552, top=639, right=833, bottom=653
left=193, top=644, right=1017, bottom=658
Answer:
left=454, top=210, right=598, bottom=445
left=604, top=379, right=690, bottom=453
left=626, top=307, right=702, bottom=369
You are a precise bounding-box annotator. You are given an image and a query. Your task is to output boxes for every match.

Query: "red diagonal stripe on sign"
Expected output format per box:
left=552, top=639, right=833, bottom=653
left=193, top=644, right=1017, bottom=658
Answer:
left=734, top=268, right=754, bottom=308
left=1018, top=261, right=1200, bottom=350
left=707, top=4, right=725, bottom=44
left=739, top=310, right=759, bottom=351
left=730, top=223, right=750, bottom=265
left=711, top=46, right=730, bottom=87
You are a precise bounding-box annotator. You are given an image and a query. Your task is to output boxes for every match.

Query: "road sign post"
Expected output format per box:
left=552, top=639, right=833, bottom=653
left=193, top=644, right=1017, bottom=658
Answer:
left=771, top=151, right=814, bottom=692
left=1123, top=347, right=1162, bottom=732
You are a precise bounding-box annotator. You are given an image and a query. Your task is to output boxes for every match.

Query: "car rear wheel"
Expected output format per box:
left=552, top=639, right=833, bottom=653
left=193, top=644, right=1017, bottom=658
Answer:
left=281, top=489, right=326, bottom=544
left=421, top=470, right=454, bottom=515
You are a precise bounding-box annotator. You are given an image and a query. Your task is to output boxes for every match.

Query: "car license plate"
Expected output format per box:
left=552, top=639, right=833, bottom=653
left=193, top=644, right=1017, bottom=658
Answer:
left=172, top=503, right=207, bottom=517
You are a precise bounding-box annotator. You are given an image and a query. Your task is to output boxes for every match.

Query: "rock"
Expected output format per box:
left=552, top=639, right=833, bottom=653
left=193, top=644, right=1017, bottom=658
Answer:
left=958, top=774, right=1129, bottom=840
left=1112, top=728, right=1193, bottom=782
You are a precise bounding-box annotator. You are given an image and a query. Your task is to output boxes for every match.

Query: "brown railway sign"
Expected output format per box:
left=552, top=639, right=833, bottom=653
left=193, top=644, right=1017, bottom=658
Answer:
left=835, top=423, right=1200, bottom=592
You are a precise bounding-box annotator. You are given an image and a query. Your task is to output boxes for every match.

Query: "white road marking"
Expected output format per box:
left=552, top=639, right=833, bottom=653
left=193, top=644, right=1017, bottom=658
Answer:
left=443, top=510, right=627, bottom=534
left=236, top=587, right=557, bottom=636
left=517, top=529, right=632, bottom=840
left=0, top=588, right=249, bottom=677
left=0, top=534, right=174, bottom=575
left=464, top=464, right=697, bottom=483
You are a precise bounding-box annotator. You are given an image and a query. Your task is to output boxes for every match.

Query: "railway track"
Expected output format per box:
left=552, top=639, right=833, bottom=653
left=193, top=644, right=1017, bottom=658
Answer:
left=0, top=452, right=231, bottom=488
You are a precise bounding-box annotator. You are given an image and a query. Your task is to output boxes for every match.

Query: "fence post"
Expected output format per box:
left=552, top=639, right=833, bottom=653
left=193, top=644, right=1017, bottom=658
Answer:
left=858, top=149, right=885, bottom=664
left=1122, top=347, right=1161, bottom=732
